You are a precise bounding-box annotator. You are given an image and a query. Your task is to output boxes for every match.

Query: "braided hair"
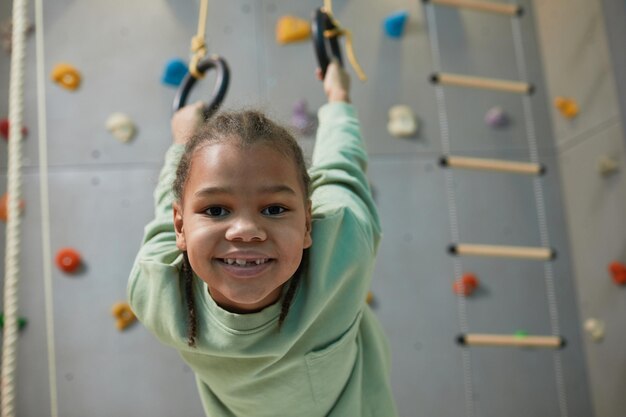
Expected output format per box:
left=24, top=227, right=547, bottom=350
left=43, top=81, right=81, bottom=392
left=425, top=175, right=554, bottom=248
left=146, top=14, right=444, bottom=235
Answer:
left=173, top=110, right=312, bottom=348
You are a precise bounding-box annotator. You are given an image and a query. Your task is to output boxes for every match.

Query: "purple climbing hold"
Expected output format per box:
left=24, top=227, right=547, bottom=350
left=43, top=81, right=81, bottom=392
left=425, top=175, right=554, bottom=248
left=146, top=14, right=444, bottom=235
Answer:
left=485, top=106, right=509, bottom=128
left=384, top=11, right=409, bottom=39
left=291, top=99, right=317, bottom=136
left=162, top=58, right=188, bottom=87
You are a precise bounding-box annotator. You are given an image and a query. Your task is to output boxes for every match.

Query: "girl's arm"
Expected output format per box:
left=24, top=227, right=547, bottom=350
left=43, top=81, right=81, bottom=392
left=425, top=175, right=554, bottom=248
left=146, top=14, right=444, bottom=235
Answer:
left=309, top=63, right=381, bottom=253
left=127, top=104, right=204, bottom=347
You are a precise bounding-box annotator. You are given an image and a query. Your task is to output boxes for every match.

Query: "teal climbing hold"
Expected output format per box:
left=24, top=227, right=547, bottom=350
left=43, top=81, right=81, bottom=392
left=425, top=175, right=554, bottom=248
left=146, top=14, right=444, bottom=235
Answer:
left=162, top=58, right=188, bottom=87
left=384, top=11, right=408, bottom=38
left=0, top=313, right=27, bottom=331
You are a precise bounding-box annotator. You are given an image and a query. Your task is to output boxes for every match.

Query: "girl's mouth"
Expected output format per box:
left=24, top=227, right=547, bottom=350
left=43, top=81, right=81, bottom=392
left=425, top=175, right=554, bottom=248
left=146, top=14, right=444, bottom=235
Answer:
left=219, top=258, right=270, bottom=266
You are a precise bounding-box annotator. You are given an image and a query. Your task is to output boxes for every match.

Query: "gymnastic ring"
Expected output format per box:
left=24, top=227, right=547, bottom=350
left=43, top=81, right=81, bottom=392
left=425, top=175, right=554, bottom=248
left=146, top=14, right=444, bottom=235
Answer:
left=173, top=55, right=230, bottom=120
left=311, top=7, right=343, bottom=79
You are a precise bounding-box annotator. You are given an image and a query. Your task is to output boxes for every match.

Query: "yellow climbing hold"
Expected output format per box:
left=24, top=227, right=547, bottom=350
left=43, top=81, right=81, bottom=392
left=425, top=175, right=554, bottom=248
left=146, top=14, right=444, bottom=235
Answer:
left=276, top=16, right=311, bottom=44
left=111, top=302, right=137, bottom=331
left=554, top=96, right=578, bottom=119
left=51, top=63, right=81, bottom=90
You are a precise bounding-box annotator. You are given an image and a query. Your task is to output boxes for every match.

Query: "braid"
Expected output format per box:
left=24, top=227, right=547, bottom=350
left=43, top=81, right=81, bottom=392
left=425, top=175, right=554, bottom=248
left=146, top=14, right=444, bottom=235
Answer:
left=182, top=252, right=198, bottom=347
left=278, top=250, right=308, bottom=328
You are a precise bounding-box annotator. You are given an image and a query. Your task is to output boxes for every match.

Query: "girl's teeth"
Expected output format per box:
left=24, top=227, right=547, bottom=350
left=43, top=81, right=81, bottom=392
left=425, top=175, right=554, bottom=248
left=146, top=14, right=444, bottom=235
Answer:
left=223, top=258, right=268, bottom=266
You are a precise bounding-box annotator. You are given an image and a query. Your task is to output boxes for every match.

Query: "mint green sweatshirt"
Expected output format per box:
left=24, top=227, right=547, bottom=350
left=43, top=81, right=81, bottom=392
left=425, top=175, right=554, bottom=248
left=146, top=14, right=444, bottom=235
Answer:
left=128, top=102, right=398, bottom=417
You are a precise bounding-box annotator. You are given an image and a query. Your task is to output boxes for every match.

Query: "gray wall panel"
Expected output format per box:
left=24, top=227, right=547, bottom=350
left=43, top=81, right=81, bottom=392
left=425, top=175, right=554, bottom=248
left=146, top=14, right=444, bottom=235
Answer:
left=46, top=167, right=204, bottom=416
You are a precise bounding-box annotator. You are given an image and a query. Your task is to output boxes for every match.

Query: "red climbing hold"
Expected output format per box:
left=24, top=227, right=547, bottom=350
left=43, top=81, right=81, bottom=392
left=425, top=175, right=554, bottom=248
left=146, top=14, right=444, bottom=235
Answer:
left=0, top=118, right=28, bottom=140
left=55, top=248, right=82, bottom=274
left=453, top=273, right=479, bottom=296
left=609, top=261, right=626, bottom=285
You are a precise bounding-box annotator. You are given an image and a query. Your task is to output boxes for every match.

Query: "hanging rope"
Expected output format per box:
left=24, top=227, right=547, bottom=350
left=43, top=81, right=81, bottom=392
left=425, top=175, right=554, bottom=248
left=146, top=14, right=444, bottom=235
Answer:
left=189, top=0, right=209, bottom=79
left=34, top=0, right=59, bottom=414
left=1, top=0, right=27, bottom=415
left=322, top=0, right=367, bottom=81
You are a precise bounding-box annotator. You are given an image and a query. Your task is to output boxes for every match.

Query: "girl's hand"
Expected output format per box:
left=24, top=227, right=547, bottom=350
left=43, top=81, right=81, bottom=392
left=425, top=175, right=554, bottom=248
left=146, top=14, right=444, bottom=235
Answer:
left=316, top=60, right=351, bottom=103
left=171, top=101, right=205, bottom=145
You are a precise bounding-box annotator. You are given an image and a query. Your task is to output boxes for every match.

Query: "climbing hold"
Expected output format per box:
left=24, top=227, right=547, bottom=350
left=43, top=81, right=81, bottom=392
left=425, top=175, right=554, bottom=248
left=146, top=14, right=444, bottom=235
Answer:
left=51, top=63, right=81, bottom=90
left=366, top=291, right=374, bottom=305
left=598, top=156, right=619, bottom=176
left=55, top=247, right=82, bottom=274
left=0, top=118, right=28, bottom=140
left=0, top=313, right=27, bottom=331
left=276, top=16, right=311, bottom=44
left=484, top=106, right=509, bottom=128
left=111, top=302, right=137, bottom=331
left=554, top=96, right=579, bottom=119
left=162, top=58, right=188, bottom=87
left=106, top=113, right=137, bottom=143
left=583, top=318, right=605, bottom=342
left=453, top=273, right=479, bottom=297
left=387, top=105, right=418, bottom=138
left=291, top=99, right=317, bottom=136
left=383, top=11, right=409, bottom=38
left=608, top=261, right=626, bottom=285
left=514, top=330, right=528, bottom=339
left=0, top=193, right=25, bottom=222
left=1, top=19, right=35, bottom=54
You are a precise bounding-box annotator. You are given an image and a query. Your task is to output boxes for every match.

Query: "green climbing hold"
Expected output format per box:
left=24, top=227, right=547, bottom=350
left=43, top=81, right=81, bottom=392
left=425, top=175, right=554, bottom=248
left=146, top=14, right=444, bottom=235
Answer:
left=0, top=313, right=27, bottom=331
left=514, top=330, right=528, bottom=339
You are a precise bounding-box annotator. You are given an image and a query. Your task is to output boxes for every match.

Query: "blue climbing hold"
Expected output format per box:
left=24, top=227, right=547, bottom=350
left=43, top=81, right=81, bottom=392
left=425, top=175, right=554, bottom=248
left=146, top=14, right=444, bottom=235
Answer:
left=384, top=11, right=409, bottom=39
left=162, top=58, right=188, bottom=87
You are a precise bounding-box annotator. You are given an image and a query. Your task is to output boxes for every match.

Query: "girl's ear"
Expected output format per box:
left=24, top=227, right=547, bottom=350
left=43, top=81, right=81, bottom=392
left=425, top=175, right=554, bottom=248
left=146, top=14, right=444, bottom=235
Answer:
left=173, top=202, right=187, bottom=251
left=303, top=200, right=313, bottom=249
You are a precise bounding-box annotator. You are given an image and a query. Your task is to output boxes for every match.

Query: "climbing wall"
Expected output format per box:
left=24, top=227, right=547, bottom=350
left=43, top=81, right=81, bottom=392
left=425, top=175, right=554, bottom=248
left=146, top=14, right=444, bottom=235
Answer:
left=0, top=0, right=599, bottom=416
left=533, top=1, right=626, bottom=416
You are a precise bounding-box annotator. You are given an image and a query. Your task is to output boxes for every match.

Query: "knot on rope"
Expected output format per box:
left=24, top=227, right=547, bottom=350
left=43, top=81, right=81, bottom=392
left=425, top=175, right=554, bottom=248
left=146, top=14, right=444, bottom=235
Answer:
left=321, top=3, right=367, bottom=81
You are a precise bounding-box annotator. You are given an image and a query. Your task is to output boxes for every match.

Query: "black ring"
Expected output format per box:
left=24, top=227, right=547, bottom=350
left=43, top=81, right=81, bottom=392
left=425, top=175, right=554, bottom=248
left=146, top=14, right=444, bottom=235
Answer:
left=173, top=56, right=230, bottom=120
left=311, top=7, right=343, bottom=79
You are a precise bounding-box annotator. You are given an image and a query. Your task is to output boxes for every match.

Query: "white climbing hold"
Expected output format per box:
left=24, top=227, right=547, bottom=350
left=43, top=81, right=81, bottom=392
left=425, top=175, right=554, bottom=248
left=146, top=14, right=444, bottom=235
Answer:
left=387, top=105, right=418, bottom=138
left=583, top=318, right=605, bottom=342
left=106, top=113, right=136, bottom=143
left=598, top=156, right=619, bottom=176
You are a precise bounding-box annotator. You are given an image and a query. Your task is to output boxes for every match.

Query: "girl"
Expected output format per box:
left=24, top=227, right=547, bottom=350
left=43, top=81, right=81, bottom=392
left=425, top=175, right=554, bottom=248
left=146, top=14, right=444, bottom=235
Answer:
left=128, top=62, right=398, bottom=416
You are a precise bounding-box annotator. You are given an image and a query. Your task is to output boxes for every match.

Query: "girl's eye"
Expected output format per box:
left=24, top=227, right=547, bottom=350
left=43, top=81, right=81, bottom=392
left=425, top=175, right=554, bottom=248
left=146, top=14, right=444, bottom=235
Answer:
left=262, top=206, right=286, bottom=216
left=205, top=207, right=229, bottom=217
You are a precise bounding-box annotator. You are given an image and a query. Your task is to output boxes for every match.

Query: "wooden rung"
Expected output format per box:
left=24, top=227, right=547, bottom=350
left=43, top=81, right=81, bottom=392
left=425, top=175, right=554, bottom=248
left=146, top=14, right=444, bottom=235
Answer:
left=431, top=73, right=534, bottom=95
left=449, top=244, right=556, bottom=261
left=425, top=0, right=523, bottom=17
left=457, top=333, right=566, bottom=349
left=441, top=156, right=545, bottom=175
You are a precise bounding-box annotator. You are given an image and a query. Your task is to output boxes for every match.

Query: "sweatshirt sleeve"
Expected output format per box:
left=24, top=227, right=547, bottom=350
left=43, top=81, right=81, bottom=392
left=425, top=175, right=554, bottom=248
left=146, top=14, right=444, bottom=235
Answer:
left=127, top=144, right=190, bottom=347
left=309, top=102, right=381, bottom=253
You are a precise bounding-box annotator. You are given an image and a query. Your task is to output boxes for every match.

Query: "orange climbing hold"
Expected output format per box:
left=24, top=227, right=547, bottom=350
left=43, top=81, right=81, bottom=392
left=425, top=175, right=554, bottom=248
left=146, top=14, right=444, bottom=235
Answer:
left=609, top=261, right=626, bottom=285
left=276, top=16, right=311, bottom=44
left=554, top=97, right=579, bottom=119
left=453, top=273, right=479, bottom=296
left=0, top=193, right=25, bottom=222
left=51, top=63, right=81, bottom=90
left=111, top=302, right=137, bottom=331
left=55, top=248, right=82, bottom=273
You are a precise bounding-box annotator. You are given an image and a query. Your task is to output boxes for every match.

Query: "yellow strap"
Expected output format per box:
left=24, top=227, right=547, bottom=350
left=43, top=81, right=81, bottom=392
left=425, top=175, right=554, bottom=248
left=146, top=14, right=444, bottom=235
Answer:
left=321, top=0, right=367, bottom=82
left=189, top=0, right=209, bottom=79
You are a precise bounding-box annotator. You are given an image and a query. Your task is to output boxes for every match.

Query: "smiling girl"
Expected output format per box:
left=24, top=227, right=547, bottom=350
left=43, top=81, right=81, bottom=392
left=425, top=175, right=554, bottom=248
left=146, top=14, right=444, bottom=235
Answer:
left=128, top=62, right=398, bottom=416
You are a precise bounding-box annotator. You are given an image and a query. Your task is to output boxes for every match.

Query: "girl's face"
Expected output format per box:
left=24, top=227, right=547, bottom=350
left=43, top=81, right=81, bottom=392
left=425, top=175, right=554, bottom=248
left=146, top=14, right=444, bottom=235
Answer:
left=173, top=141, right=312, bottom=313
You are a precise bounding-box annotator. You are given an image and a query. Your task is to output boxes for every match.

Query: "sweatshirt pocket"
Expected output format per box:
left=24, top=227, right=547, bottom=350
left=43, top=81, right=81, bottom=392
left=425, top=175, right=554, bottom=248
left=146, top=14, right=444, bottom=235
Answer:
left=305, top=315, right=361, bottom=409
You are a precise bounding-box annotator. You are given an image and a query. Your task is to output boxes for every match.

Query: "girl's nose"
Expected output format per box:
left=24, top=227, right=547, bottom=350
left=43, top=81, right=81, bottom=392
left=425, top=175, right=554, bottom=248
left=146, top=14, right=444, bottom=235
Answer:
left=224, top=216, right=267, bottom=242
